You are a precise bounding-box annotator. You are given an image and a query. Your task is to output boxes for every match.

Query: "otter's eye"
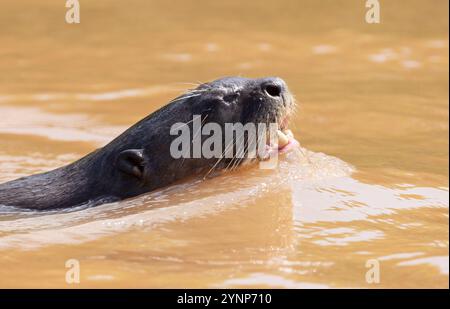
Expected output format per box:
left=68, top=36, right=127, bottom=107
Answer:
left=223, top=92, right=240, bottom=103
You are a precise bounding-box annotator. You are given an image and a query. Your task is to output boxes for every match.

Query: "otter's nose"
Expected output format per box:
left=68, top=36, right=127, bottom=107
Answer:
left=260, top=77, right=286, bottom=99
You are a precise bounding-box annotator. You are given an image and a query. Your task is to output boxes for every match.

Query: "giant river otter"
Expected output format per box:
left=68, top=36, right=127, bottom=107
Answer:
left=0, top=77, right=298, bottom=210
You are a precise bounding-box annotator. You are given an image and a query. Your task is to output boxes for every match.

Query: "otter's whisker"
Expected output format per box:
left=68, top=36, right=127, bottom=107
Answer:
left=203, top=139, right=233, bottom=179
left=186, top=88, right=209, bottom=95
left=172, top=82, right=203, bottom=87
left=231, top=135, right=253, bottom=171
left=169, top=93, right=202, bottom=104
left=203, top=128, right=242, bottom=179
left=224, top=129, right=247, bottom=172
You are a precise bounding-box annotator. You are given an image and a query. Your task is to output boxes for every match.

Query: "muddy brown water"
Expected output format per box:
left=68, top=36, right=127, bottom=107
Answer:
left=0, top=0, right=448, bottom=288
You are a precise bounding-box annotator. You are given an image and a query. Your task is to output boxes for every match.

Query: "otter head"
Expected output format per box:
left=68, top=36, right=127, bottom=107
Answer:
left=111, top=77, right=297, bottom=199
left=190, top=76, right=295, bottom=127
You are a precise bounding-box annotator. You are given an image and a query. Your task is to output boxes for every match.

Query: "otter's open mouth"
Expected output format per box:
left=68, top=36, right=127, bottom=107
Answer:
left=276, top=115, right=298, bottom=152
left=260, top=116, right=299, bottom=161
left=276, top=128, right=299, bottom=153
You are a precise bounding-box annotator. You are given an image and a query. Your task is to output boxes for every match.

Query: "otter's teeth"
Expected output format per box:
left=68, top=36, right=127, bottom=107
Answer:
left=277, top=130, right=289, bottom=148
left=283, top=129, right=294, bottom=139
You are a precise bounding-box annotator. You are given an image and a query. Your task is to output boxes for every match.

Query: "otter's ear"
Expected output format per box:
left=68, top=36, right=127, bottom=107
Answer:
left=116, top=149, right=146, bottom=180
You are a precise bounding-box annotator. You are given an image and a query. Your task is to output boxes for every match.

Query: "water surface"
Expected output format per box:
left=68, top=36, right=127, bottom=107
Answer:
left=0, top=0, right=448, bottom=288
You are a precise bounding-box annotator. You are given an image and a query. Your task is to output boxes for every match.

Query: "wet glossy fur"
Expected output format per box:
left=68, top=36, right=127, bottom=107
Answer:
left=0, top=77, right=293, bottom=210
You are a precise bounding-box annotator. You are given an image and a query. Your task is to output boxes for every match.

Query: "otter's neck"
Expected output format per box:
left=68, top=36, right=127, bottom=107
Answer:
left=0, top=150, right=110, bottom=210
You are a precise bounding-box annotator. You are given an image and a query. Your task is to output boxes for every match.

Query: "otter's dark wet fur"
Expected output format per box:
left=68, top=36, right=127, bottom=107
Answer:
left=0, top=77, right=294, bottom=210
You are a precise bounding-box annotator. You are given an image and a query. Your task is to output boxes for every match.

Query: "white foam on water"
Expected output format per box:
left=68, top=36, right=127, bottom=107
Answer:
left=397, top=256, right=449, bottom=275
left=312, top=45, right=337, bottom=55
